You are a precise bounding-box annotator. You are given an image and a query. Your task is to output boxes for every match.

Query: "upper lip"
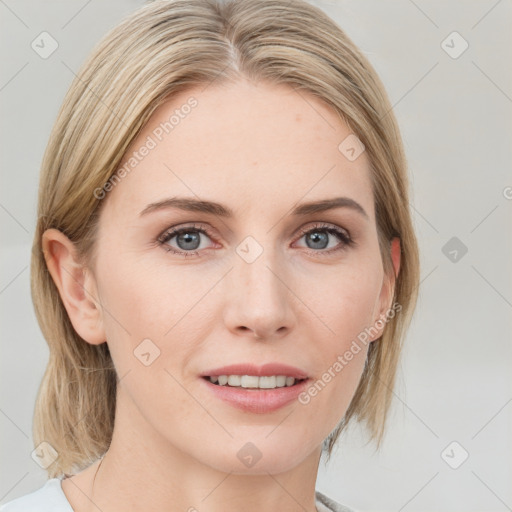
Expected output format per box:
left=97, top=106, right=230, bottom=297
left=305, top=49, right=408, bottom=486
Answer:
left=201, top=363, right=309, bottom=380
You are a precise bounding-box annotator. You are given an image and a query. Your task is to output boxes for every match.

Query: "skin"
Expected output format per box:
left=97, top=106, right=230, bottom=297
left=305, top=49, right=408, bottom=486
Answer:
left=44, top=77, right=400, bottom=512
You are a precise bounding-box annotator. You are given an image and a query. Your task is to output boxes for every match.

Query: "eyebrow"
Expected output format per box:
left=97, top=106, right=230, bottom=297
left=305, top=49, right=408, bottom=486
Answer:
left=139, top=196, right=369, bottom=220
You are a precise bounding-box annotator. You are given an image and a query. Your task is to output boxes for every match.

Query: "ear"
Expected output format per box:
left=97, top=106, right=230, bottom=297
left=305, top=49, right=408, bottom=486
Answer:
left=369, top=237, right=401, bottom=342
left=42, top=228, right=106, bottom=345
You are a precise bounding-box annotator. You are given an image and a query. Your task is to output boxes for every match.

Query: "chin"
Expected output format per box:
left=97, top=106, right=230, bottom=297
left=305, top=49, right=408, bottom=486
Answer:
left=190, top=428, right=321, bottom=475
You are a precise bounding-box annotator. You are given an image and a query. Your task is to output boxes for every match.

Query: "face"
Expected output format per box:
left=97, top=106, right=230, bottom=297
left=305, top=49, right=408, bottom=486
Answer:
left=54, top=78, right=398, bottom=475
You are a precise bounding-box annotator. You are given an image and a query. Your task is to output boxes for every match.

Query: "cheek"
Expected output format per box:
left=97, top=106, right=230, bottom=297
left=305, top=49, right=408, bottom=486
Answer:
left=295, top=257, right=383, bottom=418
left=97, top=250, right=205, bottom=336
left=93, top=249, right=216, bottom=386
left=306, top=256, right=384, bottom=345
left=93, top=256, right=199, bottom=416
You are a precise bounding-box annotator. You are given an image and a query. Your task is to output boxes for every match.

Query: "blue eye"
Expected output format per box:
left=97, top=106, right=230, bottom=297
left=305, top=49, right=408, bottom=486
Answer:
left=158, top=223, right=214, bottom=257
left=157, top=222, right=354, bottom=257
left=294, top=223, right=354, bottom=255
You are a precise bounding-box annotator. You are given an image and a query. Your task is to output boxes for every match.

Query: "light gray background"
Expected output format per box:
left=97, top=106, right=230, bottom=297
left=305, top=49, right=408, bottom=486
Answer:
left=1, top=1, right=511, bottom=511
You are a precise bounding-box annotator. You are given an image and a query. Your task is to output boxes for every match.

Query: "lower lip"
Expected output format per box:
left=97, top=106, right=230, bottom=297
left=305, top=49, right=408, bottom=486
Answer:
left=201, top=377, right=310, bottom=414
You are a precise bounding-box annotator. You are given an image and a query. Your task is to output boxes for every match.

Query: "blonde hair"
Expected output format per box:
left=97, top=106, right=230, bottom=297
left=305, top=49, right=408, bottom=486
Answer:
left=31, top=0, right=420, bottom=478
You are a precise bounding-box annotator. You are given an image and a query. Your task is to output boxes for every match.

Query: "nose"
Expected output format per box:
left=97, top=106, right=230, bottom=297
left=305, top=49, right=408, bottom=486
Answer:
left=222, top=243, right=296, bottom=341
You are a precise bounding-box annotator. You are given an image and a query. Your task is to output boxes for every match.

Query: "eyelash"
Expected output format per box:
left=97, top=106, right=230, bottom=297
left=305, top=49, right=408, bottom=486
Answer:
left=157, top=222, right=355, bottom=258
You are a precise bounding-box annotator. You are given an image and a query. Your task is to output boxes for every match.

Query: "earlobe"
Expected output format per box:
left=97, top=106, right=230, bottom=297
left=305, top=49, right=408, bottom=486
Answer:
left=42, top=228, right=106, bottom=345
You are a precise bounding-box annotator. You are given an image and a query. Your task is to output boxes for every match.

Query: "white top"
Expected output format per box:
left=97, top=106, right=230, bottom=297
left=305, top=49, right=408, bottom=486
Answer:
left=0, top=478, right=357, bottom=512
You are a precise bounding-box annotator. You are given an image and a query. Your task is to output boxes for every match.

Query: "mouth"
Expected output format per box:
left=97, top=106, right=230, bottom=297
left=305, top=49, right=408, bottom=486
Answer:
left=199, top=363, right=311, bottom=413
left=200, top=375, right=310, bottom=414
left=202, top=375, right=308, bottom=389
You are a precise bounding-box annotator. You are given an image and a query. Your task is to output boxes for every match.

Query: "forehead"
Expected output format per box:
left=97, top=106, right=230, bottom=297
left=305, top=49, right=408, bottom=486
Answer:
left=103, top=79, right=374, bottom=221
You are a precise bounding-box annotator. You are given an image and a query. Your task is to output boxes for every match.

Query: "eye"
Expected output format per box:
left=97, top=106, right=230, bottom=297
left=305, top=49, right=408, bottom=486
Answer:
left=157, top=223, right=216, bottom=257
left=294, top=222, right=354, bottom=255
left=157, top=222, right=354, bottom=258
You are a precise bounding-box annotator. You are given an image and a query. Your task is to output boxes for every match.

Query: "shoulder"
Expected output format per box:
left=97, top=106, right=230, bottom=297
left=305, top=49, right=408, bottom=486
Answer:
left=0, top=478, right=73, bottom=512
left=315, top=490, right=358, bottom=512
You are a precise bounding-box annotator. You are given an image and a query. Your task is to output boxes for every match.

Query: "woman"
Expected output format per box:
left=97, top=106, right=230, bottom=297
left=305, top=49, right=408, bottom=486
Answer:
left=1, top=0, right=419, bottom=510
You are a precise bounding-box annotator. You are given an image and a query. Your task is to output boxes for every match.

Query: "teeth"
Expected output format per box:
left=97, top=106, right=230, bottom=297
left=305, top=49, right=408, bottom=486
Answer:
left=259, top=376, right=276, bottom=389
left=227, top=375, right=241, bottom=386
left=209, top=375, right=299, bottom=389
left=241, top=375, right=260, bottom=388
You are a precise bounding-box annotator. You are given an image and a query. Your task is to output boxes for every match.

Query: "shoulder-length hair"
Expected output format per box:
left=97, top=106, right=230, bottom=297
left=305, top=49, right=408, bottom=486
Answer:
left=31, top=0, right=420, bottom=478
